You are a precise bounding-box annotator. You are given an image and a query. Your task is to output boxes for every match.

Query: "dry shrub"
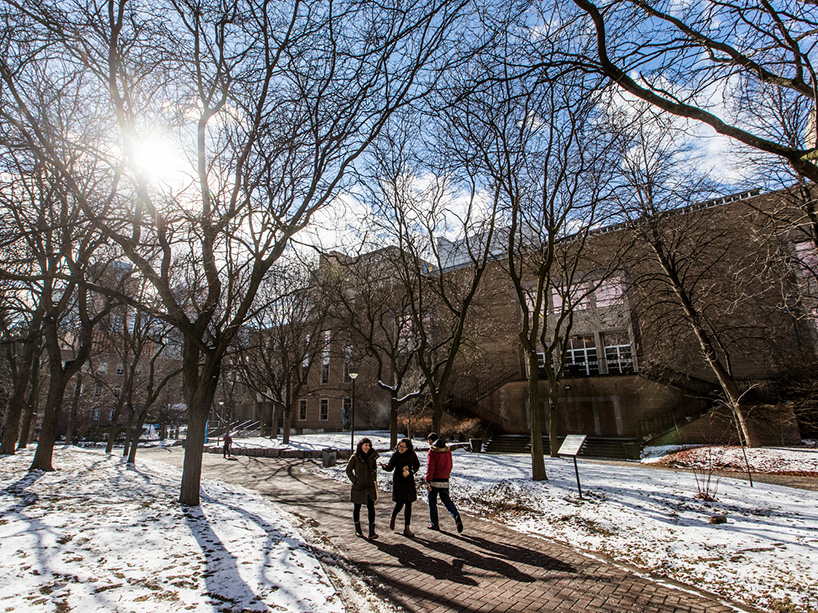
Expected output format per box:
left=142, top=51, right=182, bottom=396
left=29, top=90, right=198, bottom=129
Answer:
left=398, top=410, right=488, bottom=441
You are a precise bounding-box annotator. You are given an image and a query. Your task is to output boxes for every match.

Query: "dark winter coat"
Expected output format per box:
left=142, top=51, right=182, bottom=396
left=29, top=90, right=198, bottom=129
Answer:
left=384, top=449, right=420, bottom=503
left=346, top=450, right=380, bottom=504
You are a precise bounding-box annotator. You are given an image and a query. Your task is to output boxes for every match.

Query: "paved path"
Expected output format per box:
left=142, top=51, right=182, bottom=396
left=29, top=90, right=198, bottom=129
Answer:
left=142, top=448, right=758, bottom=613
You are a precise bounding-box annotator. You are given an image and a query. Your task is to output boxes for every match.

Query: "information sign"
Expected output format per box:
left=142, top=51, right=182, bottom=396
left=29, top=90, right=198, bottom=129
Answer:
left=557, top=434, right=587, bottom=457
left=557, top=435, right=587, bottom=499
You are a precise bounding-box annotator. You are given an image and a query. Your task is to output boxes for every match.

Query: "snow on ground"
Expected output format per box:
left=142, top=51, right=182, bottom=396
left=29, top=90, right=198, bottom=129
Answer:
left=308, top=433, right=818, bottom=613
left=0, top=446, right=344, bottom=613
left=2, top=434, right=817, bottom=613
left=643, top=444, right=818, bottom=475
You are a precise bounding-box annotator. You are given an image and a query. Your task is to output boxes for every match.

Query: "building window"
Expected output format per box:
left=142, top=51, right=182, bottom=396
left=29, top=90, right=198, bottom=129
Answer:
left=565, top=335, right=598, bottom=376
left=113, top=386, right=121, bottom=398
left=321, top=330, right=331, bottom=384
left=343, top=362, right=350, bottom=382
left=323, top=330, right=331, bottom=359
left=94, top=382, right=103, bottom=397
left=302, top=334, right=310, bottom=381
left=342, top=397, right=352, bottom=429
left=796, top=241, right=818, bottom=278
left=91, top=407, right=100, bottom=421
left=320, top=398, right=329, bottom=421
left=298, top=398, right=308, bottom=421
left=109, top=408, right=116, bottom=421
left=97, top=362, right=108, bottom=374
left=603, top=332, right=633, bottom=374
left=552, top=284, right=591, bottom=312
left=595, top=277, right=624, bottom=308
left=116, top=364, right=125, bottom=376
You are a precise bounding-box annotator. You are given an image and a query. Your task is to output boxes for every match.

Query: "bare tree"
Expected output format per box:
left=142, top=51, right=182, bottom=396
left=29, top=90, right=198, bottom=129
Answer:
left=321, top=247, right=426, bottom=449
left=610, top=113, right=804, bottom=447
left=0, top=295, right=43, bottom=455
left=361, top=115, right=500, bottom=435
left=235, top=261, right=329, bottom=445
left=1, top=0, right=471, bottom=504
left=570, top=0, right=818, bottom=184
left=447, top=49, right=626, bottom=474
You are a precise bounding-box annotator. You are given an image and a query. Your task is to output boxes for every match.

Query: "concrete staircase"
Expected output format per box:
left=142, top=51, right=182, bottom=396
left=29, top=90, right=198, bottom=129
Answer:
left=484, top=434, right=642, bottom=460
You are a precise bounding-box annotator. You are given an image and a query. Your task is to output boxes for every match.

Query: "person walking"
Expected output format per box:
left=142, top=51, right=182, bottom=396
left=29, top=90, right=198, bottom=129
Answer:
left=381, top=438, right=420, bottom=537
left=425, top=432, right=463, bottom=533
left=223, top=432, right=233, bottom=459
left=346, top=437, right=380, bottom=539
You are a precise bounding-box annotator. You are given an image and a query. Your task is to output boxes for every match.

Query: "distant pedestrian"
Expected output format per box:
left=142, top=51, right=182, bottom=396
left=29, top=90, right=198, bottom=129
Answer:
left=346, top=437, right=380, bottom=539
left=425, top=432, right=463, bottom=533
left=223, top=432, right=233, bottom=458
left=381, top=438, right=420, bottom=537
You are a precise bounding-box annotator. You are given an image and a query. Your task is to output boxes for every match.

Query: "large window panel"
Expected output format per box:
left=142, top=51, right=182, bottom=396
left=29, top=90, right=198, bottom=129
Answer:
left=603, top=332, right=634, bottom=374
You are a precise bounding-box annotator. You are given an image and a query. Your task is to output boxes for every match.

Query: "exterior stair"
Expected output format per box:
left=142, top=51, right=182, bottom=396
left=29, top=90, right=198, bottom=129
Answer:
left=484, top=434, right=642, bottom=460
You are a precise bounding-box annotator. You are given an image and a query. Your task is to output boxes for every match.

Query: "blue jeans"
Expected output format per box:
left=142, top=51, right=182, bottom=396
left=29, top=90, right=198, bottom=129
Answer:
left=428, top=487, right=459, bottom=526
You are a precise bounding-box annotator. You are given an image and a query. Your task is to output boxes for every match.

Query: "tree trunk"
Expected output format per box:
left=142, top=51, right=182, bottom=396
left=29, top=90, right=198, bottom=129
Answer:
left=127, top=405, right=150, bottom=465
left=65, top=373, right=82, bottom=446
left=282, top=405, right=291, bottom=445
left=29, top=367, right=70, bottom=471
left=548, top=389, right=560, bottom=457
left=179, top=406, right=208, bottom=505
left=179, top=342, right=220, bottom=506
left=390, top=396, right=399, bottom=449
left=431, top=393, right=444, bottom=435
left=122, top=404, right=135, bottom=457
left=527, top=351, right=547, bottom=481
left=273, top=404, right=283, bottom=440
left=257, top=398, right=266, bottom=438
left=695, top=334, right=758, bottom=447
left=1, top=313, right=42, bottom=455
left=105, top=397, right=126, bottom=454
left=18, top=360, right=41, bottom=450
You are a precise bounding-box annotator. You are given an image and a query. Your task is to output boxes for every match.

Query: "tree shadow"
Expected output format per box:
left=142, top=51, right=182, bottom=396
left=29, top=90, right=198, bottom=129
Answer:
left=368, top=539, right=479, bottom=585
left=2, top=470, right=45, bottom=511
left=181, top=504, right=267, bottom=611
left=455, top=533, right=577, bottom=573
left=411, top=534, right=540, bottom=582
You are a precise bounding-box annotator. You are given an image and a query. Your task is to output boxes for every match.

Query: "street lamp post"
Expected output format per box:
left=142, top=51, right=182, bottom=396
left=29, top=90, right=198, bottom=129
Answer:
left=349, top=371, right=358, bottom=451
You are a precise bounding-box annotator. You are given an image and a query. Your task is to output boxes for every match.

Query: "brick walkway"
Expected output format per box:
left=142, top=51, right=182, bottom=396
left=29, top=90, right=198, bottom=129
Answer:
left=142, top=449, right=758, bottom=613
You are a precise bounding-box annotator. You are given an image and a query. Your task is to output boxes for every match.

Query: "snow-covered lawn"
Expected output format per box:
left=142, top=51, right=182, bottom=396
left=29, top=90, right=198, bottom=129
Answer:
left=2, top=434, right=816, bottom=613
left=0, top=446, right=344, bottom=613
left=644, top=443, right=818, bottom=475
left=309, top=434, right=818, bottom=613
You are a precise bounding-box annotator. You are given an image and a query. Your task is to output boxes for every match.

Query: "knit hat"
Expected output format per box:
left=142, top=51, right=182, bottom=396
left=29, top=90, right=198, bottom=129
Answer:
left=427, top=432, right=439, bottom=443
left=433, top=437, right=447, bottom=449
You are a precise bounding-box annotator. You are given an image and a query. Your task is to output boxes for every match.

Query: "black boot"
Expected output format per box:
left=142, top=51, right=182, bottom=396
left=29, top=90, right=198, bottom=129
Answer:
left=368, top=524, right=378, bottom=540
left=389, top=513, right=396, bottom=531
left=354, top=522, right=364, bottom=537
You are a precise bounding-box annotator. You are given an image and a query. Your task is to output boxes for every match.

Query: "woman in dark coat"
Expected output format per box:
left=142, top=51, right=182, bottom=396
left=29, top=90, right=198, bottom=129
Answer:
left=346, top=437, right=380, bottom=539
left=380, top=438, right=420, bottom=537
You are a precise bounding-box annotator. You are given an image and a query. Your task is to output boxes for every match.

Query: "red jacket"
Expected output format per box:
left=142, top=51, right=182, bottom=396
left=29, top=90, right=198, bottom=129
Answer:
left=426, top=445, right=453, bottom=482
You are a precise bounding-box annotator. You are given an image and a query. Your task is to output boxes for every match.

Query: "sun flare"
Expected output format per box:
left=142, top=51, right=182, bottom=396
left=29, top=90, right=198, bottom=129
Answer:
left=131, top=133, right=188, bottom=185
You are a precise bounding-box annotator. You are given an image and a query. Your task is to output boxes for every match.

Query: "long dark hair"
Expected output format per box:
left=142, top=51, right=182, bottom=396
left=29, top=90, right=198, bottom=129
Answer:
left=396, top=438, right=413, bottom=452
left=355, top=437, right=373, bottom=460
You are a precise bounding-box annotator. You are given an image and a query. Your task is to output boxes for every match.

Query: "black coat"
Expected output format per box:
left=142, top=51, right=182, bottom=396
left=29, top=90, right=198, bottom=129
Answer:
left=384, top=449, right=420, bottom=503
left=346, top=450, right=379, bottom=504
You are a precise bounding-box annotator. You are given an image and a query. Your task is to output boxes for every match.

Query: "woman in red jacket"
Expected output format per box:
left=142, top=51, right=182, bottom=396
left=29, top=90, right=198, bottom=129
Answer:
left=425, top=433, right=463, bottom=533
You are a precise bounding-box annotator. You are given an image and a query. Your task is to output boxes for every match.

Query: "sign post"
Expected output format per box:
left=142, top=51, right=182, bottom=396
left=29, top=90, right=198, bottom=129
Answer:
left=557, top=435, right=587, bottom=499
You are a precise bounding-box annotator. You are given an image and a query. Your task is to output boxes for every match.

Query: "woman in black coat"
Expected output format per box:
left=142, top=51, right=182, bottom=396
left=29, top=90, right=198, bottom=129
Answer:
left=346, top=437, right=380, bottom=539
left=380, top=438, right=420, bottom=537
